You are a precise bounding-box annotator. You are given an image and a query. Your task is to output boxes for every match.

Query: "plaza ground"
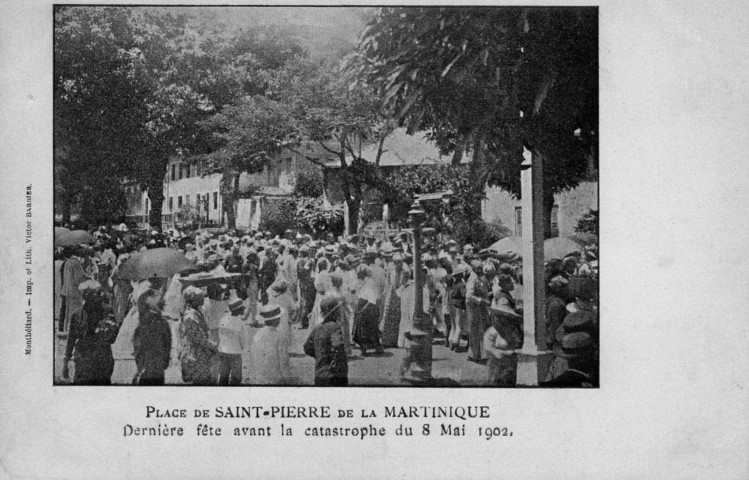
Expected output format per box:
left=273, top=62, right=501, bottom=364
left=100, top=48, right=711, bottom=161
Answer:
left=54, top=322, right=490, bottom=387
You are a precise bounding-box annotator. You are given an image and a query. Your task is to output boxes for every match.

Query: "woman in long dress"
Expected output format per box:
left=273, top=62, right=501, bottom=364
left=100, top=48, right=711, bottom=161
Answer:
left=62, top=280, right=119, bottom=384
left=484, top=276, right=523, bottom=386
left=466, top=262, right=494, bottom=363
left=248, top=304, right=292, bottom=385
left=179, top=286, right=218, bottom=385
left=309, top=258, right=332, bottom=329
left=380, top=254, right=406, bottom=347
left=110, top=279, right=151, bottom=384
left=351, top=265, right=384, bottom=356
left=327, top=274, right=352, bottom=356
left=266, top=280, right=297, bottom=352
left=397, top=268, right=430, bottom=349
left=162, top=274, right=185, bottom=384
left=243, top=249, right=260, bottom=326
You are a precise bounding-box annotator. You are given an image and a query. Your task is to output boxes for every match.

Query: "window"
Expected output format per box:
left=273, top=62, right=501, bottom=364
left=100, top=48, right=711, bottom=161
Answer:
left=515, top=206, right=522, bottom=236
left=551, top=205, right=559, bottom=228
left=171, top=164, right=176, bottom=181
left=185, top=164, right=190, bottom=178
left=213, top=192, right=218, bottom=209
left=185, top=195, right=190, bottom=206
left=168, top=197, right=173, bottom=211
left=178, top=163, right=183, bottom=180
left=178, top=196, right=183, bottom=207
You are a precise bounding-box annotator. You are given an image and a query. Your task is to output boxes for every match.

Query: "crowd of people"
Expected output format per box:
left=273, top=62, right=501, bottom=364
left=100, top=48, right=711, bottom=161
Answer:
left=56, top=223, right=599, bottom=387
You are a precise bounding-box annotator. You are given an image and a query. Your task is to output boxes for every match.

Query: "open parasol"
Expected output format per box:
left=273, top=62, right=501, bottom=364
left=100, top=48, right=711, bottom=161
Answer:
left=55, top=229, right=94, bottom=247
left=119, top=248, right=195, bottom=281
left=489, top=236, right=583, bottom=261
left=566, top=233, right=598, bottom=247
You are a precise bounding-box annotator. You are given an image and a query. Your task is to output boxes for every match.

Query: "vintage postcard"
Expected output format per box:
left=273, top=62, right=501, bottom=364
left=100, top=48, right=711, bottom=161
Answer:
left=0, top=1, right=747, bottom=479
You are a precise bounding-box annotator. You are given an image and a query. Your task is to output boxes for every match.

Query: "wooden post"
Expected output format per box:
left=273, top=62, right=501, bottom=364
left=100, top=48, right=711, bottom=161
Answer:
left=516, top=146, right=553, bottom=386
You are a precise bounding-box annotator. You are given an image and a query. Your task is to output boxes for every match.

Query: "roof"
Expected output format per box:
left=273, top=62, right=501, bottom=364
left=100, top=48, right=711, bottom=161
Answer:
left=320, top=129, right=468, bottom=168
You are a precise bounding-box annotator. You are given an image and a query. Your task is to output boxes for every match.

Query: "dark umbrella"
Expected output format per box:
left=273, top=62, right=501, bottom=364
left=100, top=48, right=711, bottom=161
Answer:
left=119, top=248, right=195, bottom=281
left=55, top=229, right=94, bottom=247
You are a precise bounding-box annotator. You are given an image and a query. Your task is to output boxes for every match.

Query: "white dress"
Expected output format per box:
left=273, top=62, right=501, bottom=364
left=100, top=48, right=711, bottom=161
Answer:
left=248, top=326, right=291, bottom=385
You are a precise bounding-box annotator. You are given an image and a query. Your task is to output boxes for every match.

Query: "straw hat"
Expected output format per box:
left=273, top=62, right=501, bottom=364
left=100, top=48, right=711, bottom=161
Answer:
left=228, top=298, right=245, bottom=314
left=256, top=304, right=282, bottom=326
left=182, top=286, right=205, bottom=304
left=78, top=279, right=103, bottom=299
left=270, top=280, right=288, bottom=296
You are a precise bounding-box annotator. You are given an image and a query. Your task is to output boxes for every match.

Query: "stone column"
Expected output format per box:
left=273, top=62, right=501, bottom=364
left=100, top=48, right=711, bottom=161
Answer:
left=516, top=147, right=553, bottom=385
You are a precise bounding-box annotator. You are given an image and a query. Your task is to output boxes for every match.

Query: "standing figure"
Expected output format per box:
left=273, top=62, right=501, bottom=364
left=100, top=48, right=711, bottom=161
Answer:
left=248, top=304, right=292, bottom=385
left=484, top=293, right=523, bottom=386
left=132, top=289, right=172, bottom=385
left=448, top=264, right=469, bottom=351
left=327, top=274, right=352, bottom=356
left=352, top=265, right=384, bottom=356
left=397, top=268, right=430, bottom=349
left=466, top=261, right=493, bottom=363
left=62, top=280, right=119, bottom=385
left=217, top=299, right=246, bottom=386
left=243, top=249, right=260, bottom=326
left=380, top=253, right=406, bottom=347
left=296, top=246, right=315, bottom=328
left=304, top=297, right=349, bottom=386
left=257, top=248, right=278, bottom=305
left=309, top=258, right=332, bottom=329
left=61, top=246, right=88, bottom=332
left=266, top=280, right=297, bottom=351
left=179, top=286, right=218, bottom=385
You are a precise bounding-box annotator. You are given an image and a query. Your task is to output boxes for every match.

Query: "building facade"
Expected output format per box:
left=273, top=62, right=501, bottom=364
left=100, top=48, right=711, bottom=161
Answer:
left=119, top=145, right=335, bottom=230
left=482, top=181, right=598, bottom=238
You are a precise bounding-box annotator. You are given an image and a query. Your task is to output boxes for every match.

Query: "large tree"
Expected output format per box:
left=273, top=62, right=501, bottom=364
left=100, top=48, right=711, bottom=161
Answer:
left=55, top=7, right=300, bottom=228
left=354, top=7, right=598, bottom=237
left=197, top=95, right=297, bottom=228
left=266, top=56, right=397, bottom=234
left=54, top=6, right=215, bottom=227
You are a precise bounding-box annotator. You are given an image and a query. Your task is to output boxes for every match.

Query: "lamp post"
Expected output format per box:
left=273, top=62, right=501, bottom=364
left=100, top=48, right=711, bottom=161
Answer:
left=408, top=199, right=432, bottom=378
left=407, top=189, right=453, bottom=380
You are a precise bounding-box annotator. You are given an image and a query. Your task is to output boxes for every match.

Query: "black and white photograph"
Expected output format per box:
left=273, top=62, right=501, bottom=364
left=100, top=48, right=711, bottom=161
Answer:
left=53, top=6, right=599, bottom=387
left=2, top=1, right=748, bottom=478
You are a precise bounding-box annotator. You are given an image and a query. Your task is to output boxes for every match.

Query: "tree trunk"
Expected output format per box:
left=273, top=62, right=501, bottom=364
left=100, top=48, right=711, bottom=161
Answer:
left=224, top=201, right=236, bottom=230
left=346, top=196, right=361, bottom=235
left=61, top=193, right=72, bottom=225
left=337, top=133, right=361, bottom=235
left=543, top=186, right=556, bottom=239
left=451, top=136, right=467, bottom=165
left=146, top=171, right=165, bottom=231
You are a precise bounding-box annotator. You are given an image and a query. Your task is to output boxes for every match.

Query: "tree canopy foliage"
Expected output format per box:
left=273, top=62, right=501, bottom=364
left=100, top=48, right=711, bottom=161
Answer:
left=55, top=6, right=313, bottom=227
left=353, top=7, right=598, bottom=236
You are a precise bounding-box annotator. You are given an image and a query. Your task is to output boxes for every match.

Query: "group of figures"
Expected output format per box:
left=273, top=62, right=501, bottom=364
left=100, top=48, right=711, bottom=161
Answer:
left=56, top=224, right=599, bottom=387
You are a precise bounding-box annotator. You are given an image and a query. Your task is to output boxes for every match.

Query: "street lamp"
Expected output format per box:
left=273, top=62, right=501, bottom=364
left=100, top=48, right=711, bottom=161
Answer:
left=406, top=189, right=452, bottom=380
left=407, top=198, right=432, bottom=379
